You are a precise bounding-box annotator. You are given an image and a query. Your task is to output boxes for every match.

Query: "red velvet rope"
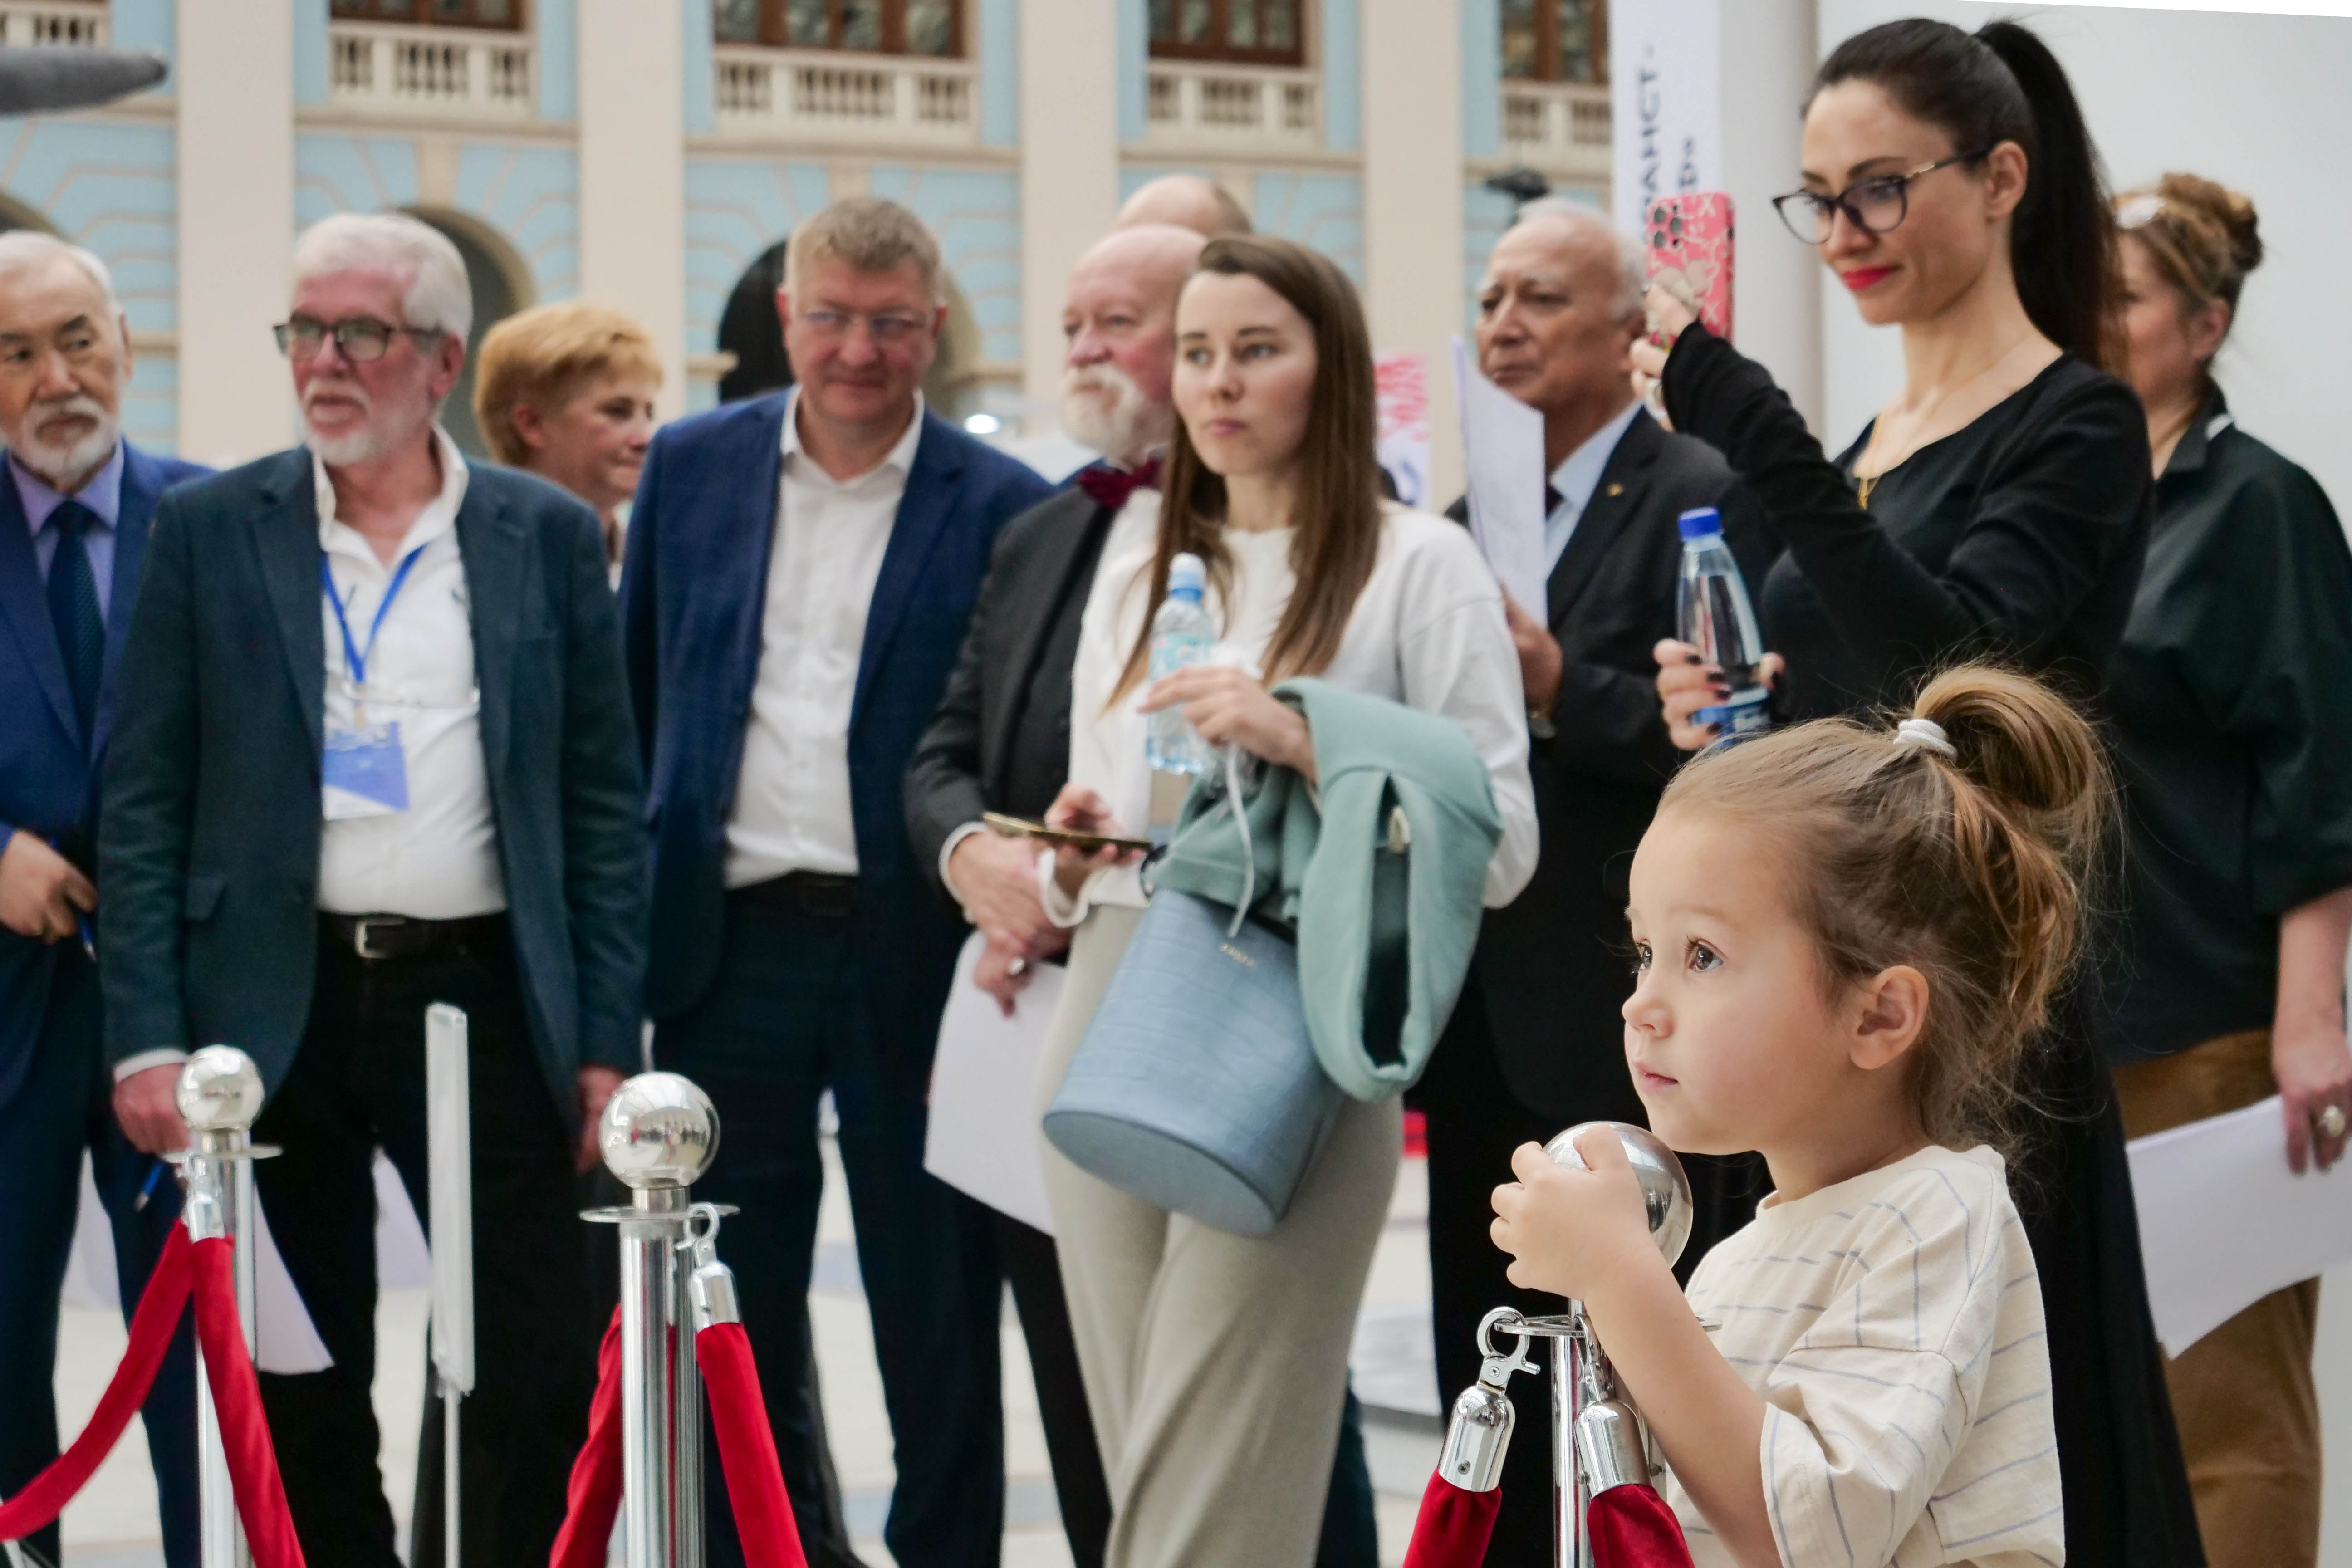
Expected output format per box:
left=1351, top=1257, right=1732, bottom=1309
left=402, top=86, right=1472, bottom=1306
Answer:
left=0, top=1228, right=194, bottom=1542
left=1586, top=1483, right=1694, bottom=1568
left=697, top=1321, right=810, bottom=1568
left=548, top=1305, right=627, bottom=1568
left=190, top=1236, right=307, bottom=1568
left=1399, top=1470, right=1503, bottom=1568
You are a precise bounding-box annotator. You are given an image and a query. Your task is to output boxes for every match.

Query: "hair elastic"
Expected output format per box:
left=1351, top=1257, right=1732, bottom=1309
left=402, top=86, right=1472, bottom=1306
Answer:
left=1893, top=717, right=1958, bottom=759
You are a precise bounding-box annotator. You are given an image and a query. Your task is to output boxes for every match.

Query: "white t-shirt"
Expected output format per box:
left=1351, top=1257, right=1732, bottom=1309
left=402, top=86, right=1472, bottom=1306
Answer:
left=1053, top=496, right=1538, bottom=918
left=1666, top=1143, right=2063, bottom=1568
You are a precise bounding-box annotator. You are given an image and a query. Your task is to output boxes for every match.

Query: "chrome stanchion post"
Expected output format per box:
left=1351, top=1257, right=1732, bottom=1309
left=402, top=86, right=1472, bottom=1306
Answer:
left=176, top=1047, right=275, bottom=1568
left=586, top=1073, right=722, bottom=1568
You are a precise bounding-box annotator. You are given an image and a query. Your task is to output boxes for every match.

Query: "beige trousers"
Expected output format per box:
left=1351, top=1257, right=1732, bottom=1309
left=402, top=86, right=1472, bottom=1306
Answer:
left=2113, top=1029, right=2322, bottom=1568
left=1036, top=904, right=1402, bottom=1568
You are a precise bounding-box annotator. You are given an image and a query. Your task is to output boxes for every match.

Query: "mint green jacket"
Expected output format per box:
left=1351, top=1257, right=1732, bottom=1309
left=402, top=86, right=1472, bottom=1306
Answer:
left=1147, top=678, right=1502, bottom=1101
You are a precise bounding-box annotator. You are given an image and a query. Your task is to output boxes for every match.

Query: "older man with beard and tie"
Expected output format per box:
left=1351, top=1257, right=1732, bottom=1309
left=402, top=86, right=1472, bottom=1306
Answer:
left=0, top=230, right=209, bottom=1568
left=904, top=222, right=1382, bottom=1568
left=101, top=212, right=645, bottom=1564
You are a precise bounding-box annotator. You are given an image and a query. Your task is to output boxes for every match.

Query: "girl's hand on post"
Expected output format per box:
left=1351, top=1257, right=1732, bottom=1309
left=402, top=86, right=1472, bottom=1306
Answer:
left=1489, top=1133, right=1663, bottom=1303
left=1629, top=282, right=1699, bottom=392
left=1141, top=666, right=1316, bottom=782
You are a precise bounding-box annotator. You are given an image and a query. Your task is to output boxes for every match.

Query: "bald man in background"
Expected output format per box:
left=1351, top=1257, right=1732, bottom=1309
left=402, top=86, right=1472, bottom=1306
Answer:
left=1115, top=173, right=1252, bottom=239
left=906, top=221, right=1379, bottom=1568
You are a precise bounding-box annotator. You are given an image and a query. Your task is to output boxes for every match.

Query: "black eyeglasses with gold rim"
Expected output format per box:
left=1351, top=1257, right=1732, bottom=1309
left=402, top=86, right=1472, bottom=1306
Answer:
left=273, top=314, right=444, bottom=363
left=1771, top=147, right=1996, bottom=244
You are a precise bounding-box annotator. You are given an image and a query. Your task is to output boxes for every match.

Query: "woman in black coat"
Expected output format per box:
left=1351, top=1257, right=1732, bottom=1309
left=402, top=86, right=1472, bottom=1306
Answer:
left=1632, top=19, right=2203, bottom=1567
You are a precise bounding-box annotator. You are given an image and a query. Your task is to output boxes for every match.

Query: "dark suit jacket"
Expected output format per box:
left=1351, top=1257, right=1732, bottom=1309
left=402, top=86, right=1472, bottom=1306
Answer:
left=99, top=451, right=647, bottom=1118
left=1450, top=409, right=1769, bottom=1120
left=619, top=395, right=1054, bottom=1068
left=0, top=441, right=207, bottom=1108
left=903, top=483, right=1117, bottom=887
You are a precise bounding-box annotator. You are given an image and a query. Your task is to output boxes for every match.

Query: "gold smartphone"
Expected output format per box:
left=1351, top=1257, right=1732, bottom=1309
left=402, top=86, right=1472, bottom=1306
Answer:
left=982, top=811, right=1153, bottom=856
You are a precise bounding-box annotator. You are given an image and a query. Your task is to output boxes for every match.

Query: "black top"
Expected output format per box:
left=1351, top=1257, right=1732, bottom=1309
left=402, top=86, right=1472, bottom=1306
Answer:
left=1661, top=324, right=2153, bottom=718
left=2101, top=392, right=2352, bottom=1062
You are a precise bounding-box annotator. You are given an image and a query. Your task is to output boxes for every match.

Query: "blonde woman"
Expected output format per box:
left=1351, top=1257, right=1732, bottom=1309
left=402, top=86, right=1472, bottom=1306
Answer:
left=474, top=300, right=660, bottom=574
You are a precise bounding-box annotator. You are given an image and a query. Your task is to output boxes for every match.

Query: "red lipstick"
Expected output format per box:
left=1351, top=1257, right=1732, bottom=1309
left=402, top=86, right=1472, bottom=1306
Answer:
left=1841, top=266, right=1895, bottom=292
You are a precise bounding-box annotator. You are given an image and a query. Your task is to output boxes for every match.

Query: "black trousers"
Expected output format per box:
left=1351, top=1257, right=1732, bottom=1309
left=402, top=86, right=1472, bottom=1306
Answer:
left=0, top=942, right=200, bottom=1568
left=1417, top=980, right=1764, bottom=1566
left=655, top=889, right=1004, bottom=1568
left=252, top=918, right=598, bottom=1568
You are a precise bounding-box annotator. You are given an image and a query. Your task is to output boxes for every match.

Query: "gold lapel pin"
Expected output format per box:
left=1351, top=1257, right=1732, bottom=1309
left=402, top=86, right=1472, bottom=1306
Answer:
left=1605, top=482, right=1624, bottom=497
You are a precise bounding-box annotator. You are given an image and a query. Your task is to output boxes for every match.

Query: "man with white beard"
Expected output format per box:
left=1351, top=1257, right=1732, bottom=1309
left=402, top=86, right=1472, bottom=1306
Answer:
left=903, top=223, right=1384, bottom=1568
left=100, top=212, right=645, bottom=1564
left=0, top=230, right=209, bottom=1568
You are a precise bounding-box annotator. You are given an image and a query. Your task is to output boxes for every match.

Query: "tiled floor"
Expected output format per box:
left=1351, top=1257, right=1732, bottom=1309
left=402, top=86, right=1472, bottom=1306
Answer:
left=51, top=1134, right=1444, bottom=1567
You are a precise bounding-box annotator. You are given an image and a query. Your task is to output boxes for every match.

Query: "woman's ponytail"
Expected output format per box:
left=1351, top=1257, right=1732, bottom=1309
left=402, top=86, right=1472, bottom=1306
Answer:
left=1813, top=18, right=2122, bottom=372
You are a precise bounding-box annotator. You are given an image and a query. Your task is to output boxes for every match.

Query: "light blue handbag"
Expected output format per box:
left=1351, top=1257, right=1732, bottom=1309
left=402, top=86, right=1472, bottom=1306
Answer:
left=1042, top=752, right=1342, bottom=1237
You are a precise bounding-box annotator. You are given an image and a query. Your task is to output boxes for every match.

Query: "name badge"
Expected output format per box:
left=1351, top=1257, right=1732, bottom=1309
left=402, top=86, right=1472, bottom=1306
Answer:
left=323, top=718, right=410, bottom=819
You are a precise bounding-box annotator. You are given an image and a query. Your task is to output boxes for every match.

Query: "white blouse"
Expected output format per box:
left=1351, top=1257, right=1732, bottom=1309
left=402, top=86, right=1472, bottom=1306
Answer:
left=1049, top=494, right=1538, bottom=921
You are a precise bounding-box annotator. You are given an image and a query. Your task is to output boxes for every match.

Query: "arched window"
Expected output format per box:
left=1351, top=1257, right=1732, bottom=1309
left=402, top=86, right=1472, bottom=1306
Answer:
left=404, top=209, right=530, bottom=458
left=1502, top=0, right=1606, bottom=84
left=714, top=0, right=960, bottom=56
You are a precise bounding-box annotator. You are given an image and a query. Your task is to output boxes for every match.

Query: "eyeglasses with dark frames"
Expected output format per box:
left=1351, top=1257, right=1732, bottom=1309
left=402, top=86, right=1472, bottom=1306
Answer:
left=1771, top=147, right=1997, bottom=245
left=273, top=314, right=444, bottom=363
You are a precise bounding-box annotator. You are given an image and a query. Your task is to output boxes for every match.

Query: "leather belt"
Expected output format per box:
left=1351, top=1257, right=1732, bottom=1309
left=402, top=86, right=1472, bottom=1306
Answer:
left=323, top=911, right=508, bottom=963
left=733, top=871, right=858, bottom=919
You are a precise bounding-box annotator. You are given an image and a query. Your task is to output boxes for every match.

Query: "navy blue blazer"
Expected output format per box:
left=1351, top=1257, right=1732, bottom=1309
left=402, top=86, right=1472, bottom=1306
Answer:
left=98, top=450, right=648, bottom=1119
left=0, top=441, right=207, bottom=1109
left=620, top=396, right=1054, bottom=1063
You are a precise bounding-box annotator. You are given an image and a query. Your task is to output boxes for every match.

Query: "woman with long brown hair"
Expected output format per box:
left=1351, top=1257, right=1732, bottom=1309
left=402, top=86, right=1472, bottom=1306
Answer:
left=1031, top=236, right=1536, bottom=1567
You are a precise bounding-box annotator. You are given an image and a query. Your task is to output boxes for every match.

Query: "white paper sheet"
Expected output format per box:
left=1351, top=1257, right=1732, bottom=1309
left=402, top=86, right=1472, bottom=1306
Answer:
left=924, top=931, right=1063, bottom=1235
left=426, top=1002, right=475, bottom=1395
left=1450, top=335, right=1550, bottom=619
left=2127, top=1093, right=2352, bottom=1354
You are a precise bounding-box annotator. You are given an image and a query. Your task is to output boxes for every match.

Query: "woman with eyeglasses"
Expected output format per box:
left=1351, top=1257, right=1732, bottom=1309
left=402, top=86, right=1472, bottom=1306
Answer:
left=2100, top=175, right=2352, bottom=1568
left=1630, top=18, right=2202, bottom=1568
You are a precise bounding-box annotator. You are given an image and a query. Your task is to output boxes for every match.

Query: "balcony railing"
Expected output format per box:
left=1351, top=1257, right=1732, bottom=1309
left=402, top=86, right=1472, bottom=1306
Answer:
left=1141, top=61, right=1319, bottom=152
left=0, top=2, right=105, bottom=48
left=1499, top=81, right=1610, bottom=178
left=328, top=20, right=533, bottom=118
left=710, top=47, right=978, bottom=147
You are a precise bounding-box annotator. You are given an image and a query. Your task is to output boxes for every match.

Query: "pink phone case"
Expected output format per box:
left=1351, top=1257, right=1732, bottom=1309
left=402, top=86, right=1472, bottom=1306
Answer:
left=1647, top=193, right=1735, bottom=342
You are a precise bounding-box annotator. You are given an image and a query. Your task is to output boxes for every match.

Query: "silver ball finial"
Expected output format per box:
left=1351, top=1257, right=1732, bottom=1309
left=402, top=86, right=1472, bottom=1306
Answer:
left=599, top=1073, right=720, bottom=1190
left=1545, top=1121, right=1694, bottom=1268
left=176, top=1046, right=264, bottom=1132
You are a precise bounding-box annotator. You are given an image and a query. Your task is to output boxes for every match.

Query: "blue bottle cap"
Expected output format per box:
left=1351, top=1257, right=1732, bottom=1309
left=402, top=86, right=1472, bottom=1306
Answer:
left=1168, top=552, right=1207, bottom=597
left=1677, top=507, right=1723, bottom=541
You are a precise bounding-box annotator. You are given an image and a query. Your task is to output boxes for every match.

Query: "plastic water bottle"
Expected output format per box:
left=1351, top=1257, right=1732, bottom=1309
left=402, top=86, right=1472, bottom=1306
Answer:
left=1145, top=552, right=1215, bottom=775
left=1676, top=508, right=1772, bottom=739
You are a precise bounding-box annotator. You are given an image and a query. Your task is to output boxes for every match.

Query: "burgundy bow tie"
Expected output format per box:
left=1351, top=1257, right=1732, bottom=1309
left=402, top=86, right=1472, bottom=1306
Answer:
left=1075, top=456, right=1162, bottom=512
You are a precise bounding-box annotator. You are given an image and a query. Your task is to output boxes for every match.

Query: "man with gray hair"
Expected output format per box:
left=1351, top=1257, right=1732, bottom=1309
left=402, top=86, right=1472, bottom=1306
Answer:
left=1418, top=199, right=1771, bottom=1564
left=0, top=230, right=209, bottom=1568
left=101, top=210, right=647, bottom=1562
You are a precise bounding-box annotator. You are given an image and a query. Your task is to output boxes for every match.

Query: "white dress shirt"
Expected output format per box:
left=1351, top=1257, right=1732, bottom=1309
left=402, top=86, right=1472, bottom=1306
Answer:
left=1541, top=399, right=1645, bottom=575
left=725, top=391, right=926, bottom=889
left=315, top=427, right=507, bottom=919
left=1047, top=498, right=1538, bottom=923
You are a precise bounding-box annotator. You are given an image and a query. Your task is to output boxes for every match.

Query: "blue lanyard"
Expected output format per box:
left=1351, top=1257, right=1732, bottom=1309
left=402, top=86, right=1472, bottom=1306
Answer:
left=320, top=545, right=426, bottom=690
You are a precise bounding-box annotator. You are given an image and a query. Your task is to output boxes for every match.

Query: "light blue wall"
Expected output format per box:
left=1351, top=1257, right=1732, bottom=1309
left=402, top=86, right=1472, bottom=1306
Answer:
left=1252, top=172, right=1362, bottom=284
left=683, top=157, right=829, bottom=353
left=979, top=0, right=1019, bottom=147
left=1116, top=0, right=1146, bottom=145
left=0, top=119, right=178, bottom=446
left=109, top=0, right=174, bottom=96
left=538, top=0, right=578, bottom=122
left=1463, top=178, right=1516, bottom=327
left=293, top=0, right=328, bottom=104
left=1319, top=0, right=1358, bottom=154
left=296, top=135, right=581, bottom=303
left=867, top=166, right=1021, bottom=364
left=1459, top=0, right=1500, bottom=160
left=680, top=0, right=713, bottom=135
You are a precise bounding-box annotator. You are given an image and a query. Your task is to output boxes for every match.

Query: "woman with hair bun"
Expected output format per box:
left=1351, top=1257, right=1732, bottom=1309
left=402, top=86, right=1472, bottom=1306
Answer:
left=1630, top=18, right=2200, bottom=1566
left=2105, top=173, right=2352, bottom=1568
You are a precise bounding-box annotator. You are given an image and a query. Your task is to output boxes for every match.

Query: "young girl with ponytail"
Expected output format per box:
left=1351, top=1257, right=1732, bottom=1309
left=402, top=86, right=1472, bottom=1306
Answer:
left=1629, top=19, right=2199, bottom=1564
left=1494, top=667, right=2103, bottom=1567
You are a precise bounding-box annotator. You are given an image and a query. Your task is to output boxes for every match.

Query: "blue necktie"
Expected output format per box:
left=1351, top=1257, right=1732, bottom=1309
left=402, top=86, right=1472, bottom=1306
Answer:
left=45, top=499, right=103, bottom=742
